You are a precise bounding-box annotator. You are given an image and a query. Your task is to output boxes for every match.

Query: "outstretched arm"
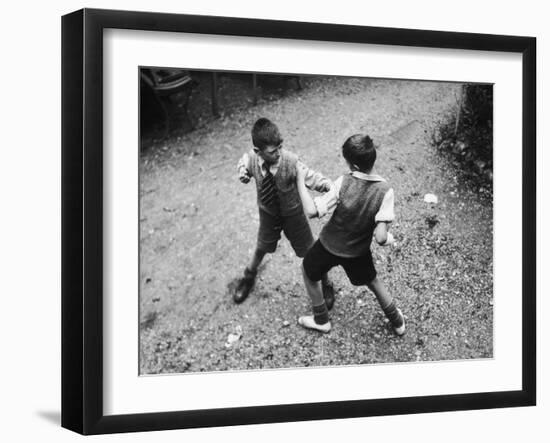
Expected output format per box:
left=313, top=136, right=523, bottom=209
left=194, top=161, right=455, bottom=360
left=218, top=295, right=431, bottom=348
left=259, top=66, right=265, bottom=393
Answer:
left=237, top=152, right=252, bottom=183
left=297, top=165, right=319, bottom=218
left=298, top=161, right=332, bottom=192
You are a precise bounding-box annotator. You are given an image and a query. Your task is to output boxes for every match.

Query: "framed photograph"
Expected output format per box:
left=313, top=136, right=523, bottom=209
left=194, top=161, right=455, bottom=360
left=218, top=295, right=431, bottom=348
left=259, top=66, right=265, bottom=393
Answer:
left=61, top=8, right=536, bottom=435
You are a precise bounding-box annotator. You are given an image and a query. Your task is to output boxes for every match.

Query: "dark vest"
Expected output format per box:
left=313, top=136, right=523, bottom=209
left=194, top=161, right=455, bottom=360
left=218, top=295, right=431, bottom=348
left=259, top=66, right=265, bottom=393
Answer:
left=320, top=174, right=390, bottom=257
left=248, top=149, right=302, bottom=216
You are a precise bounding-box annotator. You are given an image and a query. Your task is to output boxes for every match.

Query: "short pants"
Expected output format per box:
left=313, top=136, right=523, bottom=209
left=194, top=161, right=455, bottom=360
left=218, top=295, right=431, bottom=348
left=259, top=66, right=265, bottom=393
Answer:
left=257, top=209, right=314, bottom=258
left=303, top=239, right=376, bottom=285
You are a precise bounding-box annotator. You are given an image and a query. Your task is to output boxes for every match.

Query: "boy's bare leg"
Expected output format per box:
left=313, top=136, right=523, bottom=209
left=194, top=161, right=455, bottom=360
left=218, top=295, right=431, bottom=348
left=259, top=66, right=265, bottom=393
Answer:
left=366, top=277, right=405, bottom=335
left=366, top=276, right=392, bottom=309
left=233, top=248, right=267, bottom=303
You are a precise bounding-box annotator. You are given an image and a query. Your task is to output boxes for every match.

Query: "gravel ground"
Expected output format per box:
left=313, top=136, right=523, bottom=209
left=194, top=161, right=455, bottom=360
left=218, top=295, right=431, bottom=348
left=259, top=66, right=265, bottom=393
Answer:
left=139, top=75, right=493, bottom=374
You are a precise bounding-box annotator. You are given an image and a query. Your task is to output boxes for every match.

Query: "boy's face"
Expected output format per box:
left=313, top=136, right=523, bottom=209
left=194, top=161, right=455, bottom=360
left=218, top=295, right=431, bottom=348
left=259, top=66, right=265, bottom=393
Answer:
left=256, top=144, right=282, bottom=165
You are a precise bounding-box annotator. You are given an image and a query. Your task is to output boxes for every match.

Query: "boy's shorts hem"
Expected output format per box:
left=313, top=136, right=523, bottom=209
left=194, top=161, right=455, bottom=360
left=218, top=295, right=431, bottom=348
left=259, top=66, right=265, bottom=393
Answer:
left=256, top=209, right=314, bottom=258
left=303, top=239, right=377, bottom=285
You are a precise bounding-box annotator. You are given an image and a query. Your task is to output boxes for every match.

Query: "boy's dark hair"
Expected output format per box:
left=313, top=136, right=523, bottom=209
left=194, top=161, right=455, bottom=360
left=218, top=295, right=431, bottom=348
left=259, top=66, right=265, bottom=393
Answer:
left=342, top=134, right=377, bottom=172
left=251, top=118, right=283, bottom=150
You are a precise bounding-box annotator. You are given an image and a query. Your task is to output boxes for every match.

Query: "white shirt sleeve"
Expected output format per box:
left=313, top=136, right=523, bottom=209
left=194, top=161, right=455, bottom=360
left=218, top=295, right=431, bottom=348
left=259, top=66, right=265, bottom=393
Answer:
left=313, top=176, right=343, bottom=218
left=237, top=152, right=250, bottom=173
left=298, top=160, right=331, bottom=192
left=375, top=188, right=395, bottom=222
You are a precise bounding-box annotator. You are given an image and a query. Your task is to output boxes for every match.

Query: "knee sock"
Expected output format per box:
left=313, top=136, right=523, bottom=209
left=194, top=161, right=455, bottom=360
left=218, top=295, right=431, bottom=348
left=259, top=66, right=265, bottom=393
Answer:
left=313, top=303, right=329, bottom=325
left=382, top=301, right=403, bottom=327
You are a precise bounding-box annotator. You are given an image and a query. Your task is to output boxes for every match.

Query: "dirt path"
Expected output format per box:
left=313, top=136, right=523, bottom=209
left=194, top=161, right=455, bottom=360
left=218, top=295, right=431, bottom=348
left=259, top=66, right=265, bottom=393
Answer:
left=139, top=76, right=493, bottom=374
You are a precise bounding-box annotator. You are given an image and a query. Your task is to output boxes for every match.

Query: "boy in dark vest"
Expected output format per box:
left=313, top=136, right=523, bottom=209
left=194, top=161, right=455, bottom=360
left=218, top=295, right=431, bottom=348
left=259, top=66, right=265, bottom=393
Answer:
left=296, top=133, right=405, bottom=335
left=233, top=118, right=334, bottom=306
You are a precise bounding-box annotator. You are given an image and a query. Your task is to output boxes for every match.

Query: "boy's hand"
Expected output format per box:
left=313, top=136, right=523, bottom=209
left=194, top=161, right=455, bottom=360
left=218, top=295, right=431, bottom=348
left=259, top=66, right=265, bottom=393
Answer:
left=238, top=166, right=251, bottom=183
left=374, top=222, right=396, bottom=246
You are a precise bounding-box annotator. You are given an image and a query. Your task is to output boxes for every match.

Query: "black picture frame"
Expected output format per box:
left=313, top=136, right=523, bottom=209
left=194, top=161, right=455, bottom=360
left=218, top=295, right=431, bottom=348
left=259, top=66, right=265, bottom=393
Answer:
left=61, top=8, right=536, bottom=435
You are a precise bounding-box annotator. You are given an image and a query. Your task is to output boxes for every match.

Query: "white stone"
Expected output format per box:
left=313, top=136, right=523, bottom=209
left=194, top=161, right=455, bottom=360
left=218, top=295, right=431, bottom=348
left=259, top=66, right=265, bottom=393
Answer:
left=423, top=193, right=438, bottom=204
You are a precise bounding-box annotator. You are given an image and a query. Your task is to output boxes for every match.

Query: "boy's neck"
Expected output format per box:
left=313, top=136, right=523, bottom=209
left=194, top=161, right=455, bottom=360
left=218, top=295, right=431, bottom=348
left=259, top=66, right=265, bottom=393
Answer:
left=258, top=155, right=281, bottom=167
left=350, top=167, right=373, bottom=175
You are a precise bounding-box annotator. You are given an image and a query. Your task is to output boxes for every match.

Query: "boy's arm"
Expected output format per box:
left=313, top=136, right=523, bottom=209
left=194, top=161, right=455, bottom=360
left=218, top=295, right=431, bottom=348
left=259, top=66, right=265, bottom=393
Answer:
left=237, top=152, right=252, bottom=183
left=374, top=222, right=395, bottom=245
left=297, top=168, right=341, bottom=219
left=374, top=188, right=395, bottom=245
left=313, top=176, right=342, bottom=217
left=297, top=165, right=318, bottom=218
left=297, top=160, right=332, bottom=192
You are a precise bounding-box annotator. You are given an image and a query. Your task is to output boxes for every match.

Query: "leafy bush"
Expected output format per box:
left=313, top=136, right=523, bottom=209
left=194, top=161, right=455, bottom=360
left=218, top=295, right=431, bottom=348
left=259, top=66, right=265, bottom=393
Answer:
left=433, top=84, right=493, bottom=183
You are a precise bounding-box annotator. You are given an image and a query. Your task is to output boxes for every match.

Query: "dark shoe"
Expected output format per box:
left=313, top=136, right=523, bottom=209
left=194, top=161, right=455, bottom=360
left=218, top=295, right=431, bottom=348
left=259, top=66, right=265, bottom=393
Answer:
left=232, top=268, right=257, bottom=304
left=322, top=281, right=335, bottom=311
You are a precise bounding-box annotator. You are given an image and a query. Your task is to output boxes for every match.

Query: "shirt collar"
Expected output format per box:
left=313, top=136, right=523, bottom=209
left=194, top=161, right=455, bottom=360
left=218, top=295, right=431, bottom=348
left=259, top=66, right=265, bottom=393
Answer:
left=350, top=170, right=386, bottom=182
